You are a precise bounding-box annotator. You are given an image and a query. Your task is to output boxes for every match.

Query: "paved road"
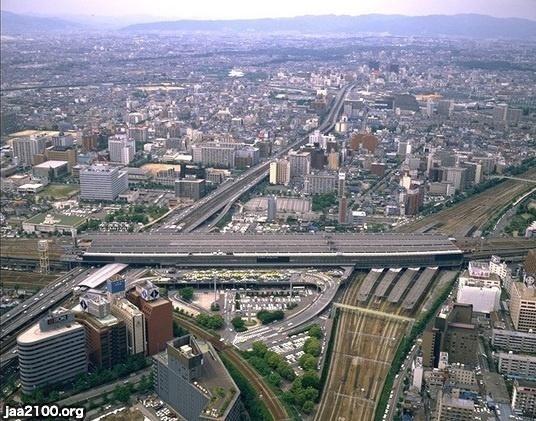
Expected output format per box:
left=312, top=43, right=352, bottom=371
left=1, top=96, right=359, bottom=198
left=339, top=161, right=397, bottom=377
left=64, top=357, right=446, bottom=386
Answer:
left=232, top=272, right=341, bottom=350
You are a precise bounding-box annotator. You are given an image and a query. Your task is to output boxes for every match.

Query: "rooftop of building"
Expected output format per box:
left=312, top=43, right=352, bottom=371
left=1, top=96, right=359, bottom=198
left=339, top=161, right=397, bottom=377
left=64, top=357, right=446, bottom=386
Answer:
left=33, top=160, right=69, bottom=169
left=515, top=378, right=536, bottom=389
left=24, top=212, right=86, bottom=227
left=512, top=281, right=536, bottom=300
left=18, top=314, right=83, bottom=345
left=112, top=298, right=144, bottom=316
left=154, top=336, right=239, bottom=420
left=75, top=310, right=120, bottom=328
left=82, top=232, right=462, bottom=256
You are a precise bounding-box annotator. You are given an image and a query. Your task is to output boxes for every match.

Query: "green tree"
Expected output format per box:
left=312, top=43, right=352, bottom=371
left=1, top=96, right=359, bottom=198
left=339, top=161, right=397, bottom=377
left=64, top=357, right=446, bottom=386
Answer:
left=179, top=287, right=194, bottom=301
left=251, top=341, right=268, bottom=358
left=302, top=400, right=315, bottom=414
left=267, top=372, right=282, bottom=388
left=308, top=324, right=322, bottom=339
left=299, top=354, right=318, bottom=371
left=301, top=371, right=320, bottom=389
left=303, top=337, right=321, bottom=357
left=231, top=316, right=246, bottom=332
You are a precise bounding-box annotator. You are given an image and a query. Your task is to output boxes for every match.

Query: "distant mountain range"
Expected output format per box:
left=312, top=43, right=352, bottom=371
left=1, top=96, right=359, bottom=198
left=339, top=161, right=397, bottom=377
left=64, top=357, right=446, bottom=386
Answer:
left=2, top=11, right=536, bottom=39
left=1, top=11, right=82, bottom=33
left=122, top=14, right=536, bottom=38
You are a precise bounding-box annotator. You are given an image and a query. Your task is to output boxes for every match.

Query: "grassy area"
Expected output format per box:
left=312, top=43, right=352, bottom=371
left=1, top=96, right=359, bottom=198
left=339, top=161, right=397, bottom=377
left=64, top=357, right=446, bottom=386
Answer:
left=38, top=183, right=79, bottom=199
left=0, top=270, right=57, bottom=289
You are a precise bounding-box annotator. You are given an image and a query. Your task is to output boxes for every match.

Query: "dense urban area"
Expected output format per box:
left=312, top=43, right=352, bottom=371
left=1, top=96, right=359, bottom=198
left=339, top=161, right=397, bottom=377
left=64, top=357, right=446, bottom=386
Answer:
left=1, top=8, right=536, bottom=421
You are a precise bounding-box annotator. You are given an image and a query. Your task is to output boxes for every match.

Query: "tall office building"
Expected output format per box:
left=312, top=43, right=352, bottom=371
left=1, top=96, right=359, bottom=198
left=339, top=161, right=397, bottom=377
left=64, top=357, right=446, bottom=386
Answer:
left=405, top=184, right=424, bottom=216
left=81, top=131, right=98, bottom=152
left=45, top=146, right=77, bottom=172
left=437, top=99, right=454, bottom=117
left=267, top=195, right=277, bottom=222
left=17, top=310, right=87, bottom=394
left=288, top=150, right=311, bottom=178
left=111, top=298, right=147, bottom=355
left=510, top=279, right=536, bottom=332
left=338, top=196, right=348, bottom=224
left=337, top=172, right=346, bottom=197
left=127, top=281, right=173, bottom=356
left=269, top=159, right=291, bottom=186
left=304, top=173, right=337, bottom=194
left=175, top=178, right=206, bottom=201
left=52, top=133, right=75, bottom=148
left=191, top=142, right=238, bottom=168
left=442, top=167, right=467, bottom=192
left=80, top=165, right=128, bottom=201
left=127, top=126, right=149, bottom=143
left=12, top=136, right=47, bottom=166
left=327, top=152, right=340, bottom=170
left=108, top=135, right=135, bottom=165
left=153, top=335, right=241, bottom=421
left=76, top=292, right=127, bottom=370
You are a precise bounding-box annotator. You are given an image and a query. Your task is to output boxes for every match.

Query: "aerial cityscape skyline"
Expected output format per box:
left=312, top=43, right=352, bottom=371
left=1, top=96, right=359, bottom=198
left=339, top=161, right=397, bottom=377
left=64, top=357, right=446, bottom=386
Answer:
left=1, top=3, right=535, bottom=421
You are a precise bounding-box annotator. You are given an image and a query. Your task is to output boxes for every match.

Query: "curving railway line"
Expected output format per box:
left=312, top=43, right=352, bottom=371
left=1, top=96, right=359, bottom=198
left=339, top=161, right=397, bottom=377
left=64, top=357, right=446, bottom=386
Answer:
left=397, top=168, right=536, bottom=237
left=172, top=315, right=290, bottom=421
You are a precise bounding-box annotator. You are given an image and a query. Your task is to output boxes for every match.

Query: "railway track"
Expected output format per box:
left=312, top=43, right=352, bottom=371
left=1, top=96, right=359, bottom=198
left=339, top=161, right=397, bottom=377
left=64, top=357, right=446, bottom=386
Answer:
left=172, top=315, right=290, bottom=421
left=398, top=169, right=536, bottom=237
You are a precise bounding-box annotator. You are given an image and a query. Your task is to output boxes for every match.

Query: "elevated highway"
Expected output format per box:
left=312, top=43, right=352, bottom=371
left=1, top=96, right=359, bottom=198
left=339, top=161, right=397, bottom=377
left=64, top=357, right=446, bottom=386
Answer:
left=160, top=81, right=356, bottom=233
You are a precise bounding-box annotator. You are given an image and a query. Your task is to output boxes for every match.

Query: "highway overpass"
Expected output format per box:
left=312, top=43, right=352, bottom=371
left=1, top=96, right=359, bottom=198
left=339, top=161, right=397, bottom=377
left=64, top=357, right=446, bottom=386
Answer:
left=157, top=81, right=356, bottom=233
left=80, top=232, right=463, bottom=268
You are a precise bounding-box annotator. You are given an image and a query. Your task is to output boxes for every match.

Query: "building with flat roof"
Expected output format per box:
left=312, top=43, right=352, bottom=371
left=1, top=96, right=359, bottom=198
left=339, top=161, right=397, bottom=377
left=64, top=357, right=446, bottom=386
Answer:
left=76, top=291, right=127, bottom=370
left=512, top=379, right=536, bottom=418
left=304, top=172, right=337, bottom=194
left=46, top=146, right=77, bottom=172
left=111, top=298, right=146, bottom=355
left=108, top=134, right=135, bottom=165
left=80, top=164, right=128, bottom=201
left=13, top=135, right=47, bottom=166
left=81, top=233, right=463, bottom=268
left=435, top=388, right=475, bottom=420
left=153, top=335, right=241, bottom=420
left=175, top=178, right=206, bottom=201
left=17, top=310, right=87, bottom=394
left=510, top=280, right=536, bottom=332
left=127, top=281, right=173, bottom=356
left=75, top=310, right=126, bottom=370
left=498, top=352, right=536, bottom=380
left=32, top=160, right=69, bottom=180
left=492, top=329, right=536, bottom=354
left=22, top=212, right=86, bottom=235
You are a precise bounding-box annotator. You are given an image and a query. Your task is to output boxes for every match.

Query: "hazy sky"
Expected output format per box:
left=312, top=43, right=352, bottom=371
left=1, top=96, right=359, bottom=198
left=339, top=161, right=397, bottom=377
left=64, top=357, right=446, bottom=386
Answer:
left=3, top=0, right=536, bottom=21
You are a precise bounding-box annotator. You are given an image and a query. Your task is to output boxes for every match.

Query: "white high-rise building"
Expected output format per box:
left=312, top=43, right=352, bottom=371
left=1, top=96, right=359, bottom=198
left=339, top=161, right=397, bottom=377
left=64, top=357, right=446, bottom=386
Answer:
left=108, top=134, right=135, bottom=165
left=80, top=165, right=128, bottom=201
left=12, top=136, right=47, bottom=166
left=17, top=310, right=87, bottom=394
left=288, top=151, right=311, bottom=178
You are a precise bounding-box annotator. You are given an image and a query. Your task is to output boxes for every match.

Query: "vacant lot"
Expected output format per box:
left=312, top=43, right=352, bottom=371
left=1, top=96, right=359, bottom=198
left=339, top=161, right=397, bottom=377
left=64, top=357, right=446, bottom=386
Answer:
left=38, top=183, right=79, bottom=199
left=1, top=270, right=57, bottom=289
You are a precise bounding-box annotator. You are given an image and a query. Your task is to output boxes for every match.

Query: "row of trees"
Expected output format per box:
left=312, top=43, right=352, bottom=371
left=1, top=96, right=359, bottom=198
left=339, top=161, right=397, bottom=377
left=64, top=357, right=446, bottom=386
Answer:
left=196, top=313, right=224, bottom=330
left=21, top=354, right=151, bottom=404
